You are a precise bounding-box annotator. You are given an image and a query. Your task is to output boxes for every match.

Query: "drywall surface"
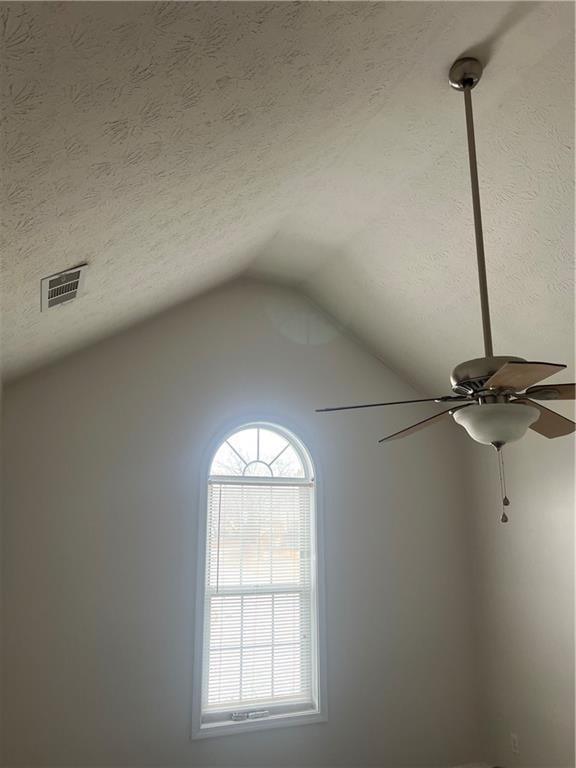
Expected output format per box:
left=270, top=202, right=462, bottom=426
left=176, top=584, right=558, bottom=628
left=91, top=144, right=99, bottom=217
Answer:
left=2, top=1, right=573, bottom=395
left=2, top=279, right=479, bottom=766
left=467, top=431, right=574, bottom=767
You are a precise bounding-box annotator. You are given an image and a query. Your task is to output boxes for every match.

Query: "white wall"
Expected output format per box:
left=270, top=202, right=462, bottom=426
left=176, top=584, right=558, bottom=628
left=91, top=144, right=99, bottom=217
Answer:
left=2, top=279, right=479, bottom=766
left=467, top=431, right=574, bottom=766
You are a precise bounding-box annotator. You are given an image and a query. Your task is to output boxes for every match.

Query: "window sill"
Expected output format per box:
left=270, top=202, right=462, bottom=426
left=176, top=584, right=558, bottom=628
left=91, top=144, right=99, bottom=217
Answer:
left=192, top=709, right=327, bottom=740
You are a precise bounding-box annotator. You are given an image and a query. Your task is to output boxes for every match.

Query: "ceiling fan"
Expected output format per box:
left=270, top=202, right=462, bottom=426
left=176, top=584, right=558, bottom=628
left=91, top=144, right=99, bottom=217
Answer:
left=317, top=57, right=575, bottom=520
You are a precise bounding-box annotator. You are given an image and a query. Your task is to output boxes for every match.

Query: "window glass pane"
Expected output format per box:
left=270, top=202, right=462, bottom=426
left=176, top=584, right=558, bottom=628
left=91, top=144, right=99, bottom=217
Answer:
left=242, top=646, right=273, bottom=700
left=209, top=595, right=241, bottom=649
left=208, top=646, right=241, bottom=706
left=228, top=428, right=257, bottom=464
left=271, top=444, right=305, bottom=478
left=274, top=644, right=302, bottom=697
left=209, top=485, right=310, bottom=589
left=274, top=592, right=302, bottom=644
left=258, top=428, right=288, bottom=464
left=210, top=442, right=245, bottom=476
left=243, top=594, right=273, bottom=646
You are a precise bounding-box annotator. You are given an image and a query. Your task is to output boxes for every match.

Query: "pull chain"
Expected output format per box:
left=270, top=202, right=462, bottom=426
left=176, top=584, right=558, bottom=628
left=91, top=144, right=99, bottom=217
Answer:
left=496, top=446, right=510, bottom=522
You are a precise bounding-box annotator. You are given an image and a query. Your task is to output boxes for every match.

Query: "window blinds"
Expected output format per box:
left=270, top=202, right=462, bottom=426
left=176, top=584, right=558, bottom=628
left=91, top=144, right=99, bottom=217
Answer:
left=202, top=480, right=316, bottom=722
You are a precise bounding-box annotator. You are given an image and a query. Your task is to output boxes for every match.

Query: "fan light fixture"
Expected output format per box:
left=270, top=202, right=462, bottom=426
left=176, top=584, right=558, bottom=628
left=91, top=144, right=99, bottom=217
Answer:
left=316, top=56, right=575, bottom=523
left=453, top=402, right=540, bottom=447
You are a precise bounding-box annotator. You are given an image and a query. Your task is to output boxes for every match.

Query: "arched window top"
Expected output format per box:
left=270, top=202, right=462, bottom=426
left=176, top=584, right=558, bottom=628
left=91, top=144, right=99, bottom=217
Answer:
left=209, top=423, right=313, bottom=481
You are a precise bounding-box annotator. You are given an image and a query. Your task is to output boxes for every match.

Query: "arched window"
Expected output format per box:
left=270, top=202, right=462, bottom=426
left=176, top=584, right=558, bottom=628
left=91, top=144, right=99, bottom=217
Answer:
left=193, top=423, right=324, bottom=737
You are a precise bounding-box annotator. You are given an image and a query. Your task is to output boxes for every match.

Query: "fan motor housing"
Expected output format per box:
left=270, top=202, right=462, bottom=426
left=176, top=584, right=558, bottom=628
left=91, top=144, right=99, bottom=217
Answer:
left=450, top=356, right=526, bottom=396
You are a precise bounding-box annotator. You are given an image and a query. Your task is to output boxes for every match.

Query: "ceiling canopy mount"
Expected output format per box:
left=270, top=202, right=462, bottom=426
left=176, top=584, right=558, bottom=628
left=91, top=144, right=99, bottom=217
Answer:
left=448, top=56, right=483, bottom=91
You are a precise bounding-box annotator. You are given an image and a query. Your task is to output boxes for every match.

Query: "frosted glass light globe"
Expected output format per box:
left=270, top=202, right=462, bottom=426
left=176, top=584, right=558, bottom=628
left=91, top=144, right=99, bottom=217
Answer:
left=453, top=403, right=540, bottom=446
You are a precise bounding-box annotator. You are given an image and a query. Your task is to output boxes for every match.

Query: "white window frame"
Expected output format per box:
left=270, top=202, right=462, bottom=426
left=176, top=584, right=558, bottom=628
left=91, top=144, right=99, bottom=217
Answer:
left=191, top=420, right=327, bottom=739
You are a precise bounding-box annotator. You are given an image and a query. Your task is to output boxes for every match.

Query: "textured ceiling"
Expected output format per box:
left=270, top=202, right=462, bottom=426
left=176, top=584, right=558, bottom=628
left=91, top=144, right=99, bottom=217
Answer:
left=1, top=1, right=574, bottom=393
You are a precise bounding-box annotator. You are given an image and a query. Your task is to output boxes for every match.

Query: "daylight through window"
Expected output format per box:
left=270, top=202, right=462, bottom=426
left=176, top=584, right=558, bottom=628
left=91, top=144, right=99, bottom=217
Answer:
left=195, top=423, right=323, bottom=736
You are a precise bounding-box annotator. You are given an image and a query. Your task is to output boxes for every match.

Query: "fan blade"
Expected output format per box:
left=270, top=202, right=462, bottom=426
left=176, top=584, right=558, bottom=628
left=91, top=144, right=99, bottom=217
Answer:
left=524, top=383, right=575, bottom=401
left=378, top=405, right=470, bottom=443
left=316, top=396, right=465, bottom=413
left=514, top=398, right=575, bottom=439
left=485, top=361, right=566, bottom=392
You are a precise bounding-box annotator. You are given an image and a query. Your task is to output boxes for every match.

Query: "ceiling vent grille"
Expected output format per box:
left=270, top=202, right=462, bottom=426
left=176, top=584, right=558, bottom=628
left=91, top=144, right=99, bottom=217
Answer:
left=41, top=264, right=87, bottom=311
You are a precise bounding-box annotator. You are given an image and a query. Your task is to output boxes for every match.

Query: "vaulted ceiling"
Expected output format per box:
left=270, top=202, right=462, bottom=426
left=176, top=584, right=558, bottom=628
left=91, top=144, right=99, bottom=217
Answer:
left=2, top=1, right=574, bottom=393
